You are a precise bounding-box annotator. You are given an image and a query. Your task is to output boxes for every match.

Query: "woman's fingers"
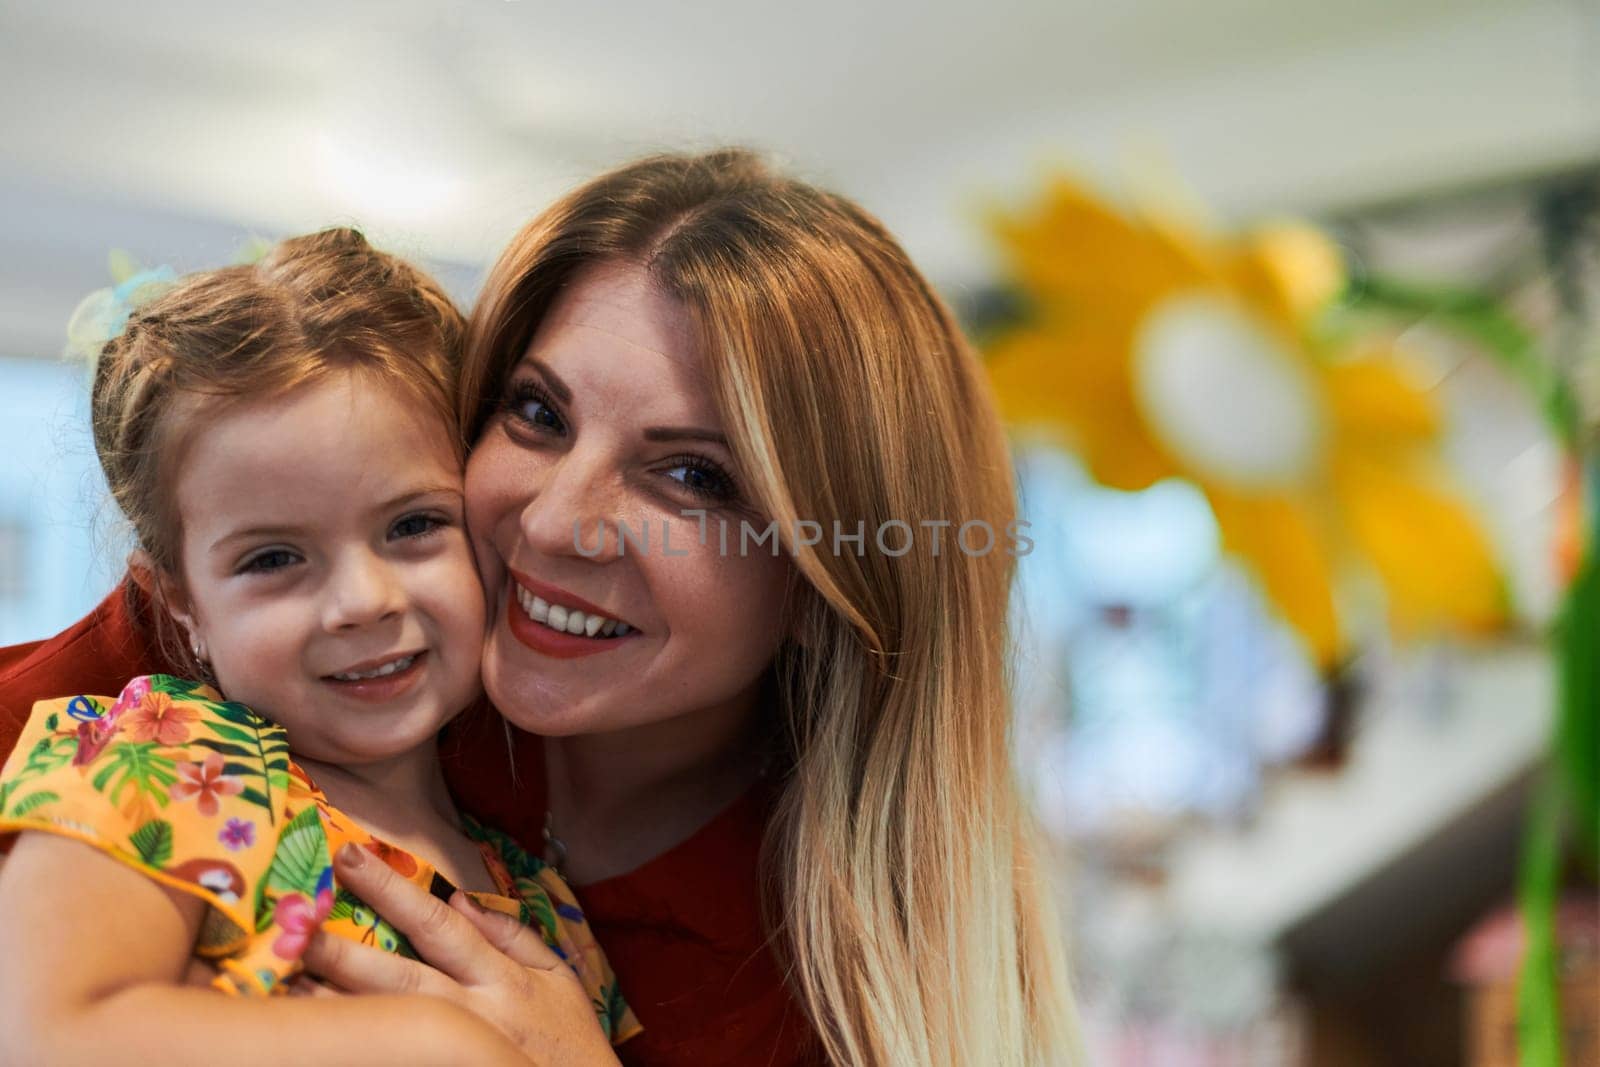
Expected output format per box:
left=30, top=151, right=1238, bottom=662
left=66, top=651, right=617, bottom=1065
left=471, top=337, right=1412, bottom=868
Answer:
left=301, top=929, right=453, bottom=999
left=285, top=971, right=343, bottom=997
left=328, top=843, right=503, bottom=985
left=449, top=890, right=565, bottom=972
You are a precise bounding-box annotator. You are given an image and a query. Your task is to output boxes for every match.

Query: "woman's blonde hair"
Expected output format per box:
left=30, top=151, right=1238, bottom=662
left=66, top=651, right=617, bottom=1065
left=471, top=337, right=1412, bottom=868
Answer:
left=90, top=227, right=466, bottom=674
left=465, top=149, right=1079, bottom=1065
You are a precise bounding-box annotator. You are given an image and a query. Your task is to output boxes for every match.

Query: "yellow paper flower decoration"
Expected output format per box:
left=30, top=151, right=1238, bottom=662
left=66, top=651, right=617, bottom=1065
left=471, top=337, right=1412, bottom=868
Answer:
left=984, top=176, right=1505, bottom=666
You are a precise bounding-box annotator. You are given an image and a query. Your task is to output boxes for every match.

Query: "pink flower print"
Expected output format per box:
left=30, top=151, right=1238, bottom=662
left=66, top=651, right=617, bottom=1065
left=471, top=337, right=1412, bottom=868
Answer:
left=170, top=753, right=244, bottom=817
left=218, top=817, right=256, bottom=851
left=122, top=692, right=200, bottom=746
left=108, top=676, right=152, bottom=719
left=71, top=718, right=120, bottom=768
left=271, top=888, right=335, bottom=961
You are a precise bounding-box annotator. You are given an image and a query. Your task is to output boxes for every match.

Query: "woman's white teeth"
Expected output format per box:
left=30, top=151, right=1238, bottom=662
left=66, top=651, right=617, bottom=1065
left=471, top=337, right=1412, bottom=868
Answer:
left=331, top=654, right=416, bottom=681
left=516, top=585, right=630, bottom=639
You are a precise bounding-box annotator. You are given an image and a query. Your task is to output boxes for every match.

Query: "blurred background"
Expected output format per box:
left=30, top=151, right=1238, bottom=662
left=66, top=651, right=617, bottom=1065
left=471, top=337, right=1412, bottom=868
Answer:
left=0, top=2, right=1596, bottom=1064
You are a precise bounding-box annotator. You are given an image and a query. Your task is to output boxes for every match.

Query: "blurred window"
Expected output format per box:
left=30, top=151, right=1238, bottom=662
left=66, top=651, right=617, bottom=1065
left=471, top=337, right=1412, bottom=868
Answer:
left=0, top=357, right=117, bottom=643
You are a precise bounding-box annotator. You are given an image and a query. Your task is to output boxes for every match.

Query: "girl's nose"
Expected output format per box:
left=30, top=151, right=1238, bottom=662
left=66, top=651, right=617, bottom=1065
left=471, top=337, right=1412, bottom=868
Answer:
left=322, top=549, right=407, bottom=631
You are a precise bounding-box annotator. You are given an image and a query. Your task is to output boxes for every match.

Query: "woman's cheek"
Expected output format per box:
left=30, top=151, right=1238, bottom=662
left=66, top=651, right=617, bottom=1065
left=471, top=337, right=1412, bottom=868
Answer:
left=464, top=440, right=522, bottom=588
left=697, top=551, right=792, bottom=670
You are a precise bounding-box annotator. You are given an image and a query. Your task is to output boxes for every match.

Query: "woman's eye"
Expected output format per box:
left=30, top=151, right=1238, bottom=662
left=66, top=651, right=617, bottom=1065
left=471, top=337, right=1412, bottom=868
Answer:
left=390, top=513, right=446, bottom=540
left=663, top=457, right=738, bottom=503
left=240, top=549, right=299, bottom=574
left=504, top=380, right=566, bottom=435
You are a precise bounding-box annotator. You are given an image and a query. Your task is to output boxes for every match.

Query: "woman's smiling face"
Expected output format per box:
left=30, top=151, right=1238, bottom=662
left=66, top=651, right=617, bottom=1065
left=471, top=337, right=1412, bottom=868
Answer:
left=465, top=259, right=793, bottom=737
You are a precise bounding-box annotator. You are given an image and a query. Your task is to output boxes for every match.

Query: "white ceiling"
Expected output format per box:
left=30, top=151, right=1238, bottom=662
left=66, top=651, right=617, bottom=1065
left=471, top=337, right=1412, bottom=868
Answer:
left=0, top=0, right=1595, bottom=313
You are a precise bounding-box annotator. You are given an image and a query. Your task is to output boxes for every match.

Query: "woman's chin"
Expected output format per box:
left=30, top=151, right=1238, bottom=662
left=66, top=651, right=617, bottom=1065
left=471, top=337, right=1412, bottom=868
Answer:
left=483, top=631, right=596, bottom=737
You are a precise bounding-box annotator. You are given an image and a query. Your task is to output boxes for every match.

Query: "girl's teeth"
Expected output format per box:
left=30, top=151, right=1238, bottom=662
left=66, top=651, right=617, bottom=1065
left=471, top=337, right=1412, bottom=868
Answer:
left=332, top=654, right=416, bottom=681
left=514, top=584, right=633, bottom=639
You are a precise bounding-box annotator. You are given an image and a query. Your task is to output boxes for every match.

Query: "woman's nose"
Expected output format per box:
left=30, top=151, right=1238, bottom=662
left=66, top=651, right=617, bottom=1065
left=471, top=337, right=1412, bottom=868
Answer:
left=321, top=549, right=407, bottom=631
left=519, top=451, right=630, bottom=563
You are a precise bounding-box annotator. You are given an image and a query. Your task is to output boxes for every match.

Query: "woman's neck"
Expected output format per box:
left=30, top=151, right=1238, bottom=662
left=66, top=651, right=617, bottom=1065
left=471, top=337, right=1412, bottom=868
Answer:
left=540, top=685, right=773, bottom=886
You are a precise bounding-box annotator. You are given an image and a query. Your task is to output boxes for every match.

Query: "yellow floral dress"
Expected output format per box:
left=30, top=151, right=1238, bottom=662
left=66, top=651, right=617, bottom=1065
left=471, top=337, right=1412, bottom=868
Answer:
left=0, top=674, right=640, bottom=1045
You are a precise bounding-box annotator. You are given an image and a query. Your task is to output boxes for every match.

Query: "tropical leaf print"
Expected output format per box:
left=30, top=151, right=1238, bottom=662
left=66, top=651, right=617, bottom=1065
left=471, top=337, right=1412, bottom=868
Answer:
left=90, top=742, right=177, bottom=811
left=19, top=734, right=76, bottom=780
left=594, top=981, right=628, bottom=1039
left=129, top=818, right=175, bottom=867
left=326, top=885, right=361, bottom=923
left=330, top=886, right=418, bottom=959
left=3, top=694, right=113, bottom=806
left=265, top=804, right=329, bottom=899
left=520, top=891, right=562, bottom=951
left=147, top=675, right=210, bottom=700
left=190, top=700, right=291, bottom=825
left=6, top=790, right=60, bottom=818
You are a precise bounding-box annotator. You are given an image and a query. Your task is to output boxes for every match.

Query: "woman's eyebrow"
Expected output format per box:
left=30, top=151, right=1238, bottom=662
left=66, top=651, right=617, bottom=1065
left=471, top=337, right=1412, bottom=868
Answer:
left=642, top=426, right=729, bottom=447
left=522, top=357, right=725, bottom=445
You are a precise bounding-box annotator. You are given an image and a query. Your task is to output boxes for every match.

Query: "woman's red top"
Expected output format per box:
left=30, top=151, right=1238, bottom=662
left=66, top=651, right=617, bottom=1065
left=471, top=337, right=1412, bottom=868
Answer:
left=0, top=585, right=825, bottom=1067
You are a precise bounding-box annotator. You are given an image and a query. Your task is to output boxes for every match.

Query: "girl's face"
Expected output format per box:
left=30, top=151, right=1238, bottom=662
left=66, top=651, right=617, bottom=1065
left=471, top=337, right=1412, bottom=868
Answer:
left=466, top=259, right=792, bottom=738
left=170, top=369, right=485, bottom=765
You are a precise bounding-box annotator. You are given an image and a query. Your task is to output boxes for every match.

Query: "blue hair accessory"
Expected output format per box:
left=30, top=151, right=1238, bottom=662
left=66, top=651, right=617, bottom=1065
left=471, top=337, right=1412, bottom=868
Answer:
left=64, top=256, right=180, bottom=373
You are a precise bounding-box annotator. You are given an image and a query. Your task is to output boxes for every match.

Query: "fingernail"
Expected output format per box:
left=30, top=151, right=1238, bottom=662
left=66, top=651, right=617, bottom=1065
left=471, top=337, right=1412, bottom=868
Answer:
left=336, top=843, right=367, bottom=869
left=452, top=889, right=484, bottom=914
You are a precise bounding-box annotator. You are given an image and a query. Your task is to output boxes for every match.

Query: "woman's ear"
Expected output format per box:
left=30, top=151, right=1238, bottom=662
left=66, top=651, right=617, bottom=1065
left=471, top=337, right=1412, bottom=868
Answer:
left=129, top=549, right=206, bottom=662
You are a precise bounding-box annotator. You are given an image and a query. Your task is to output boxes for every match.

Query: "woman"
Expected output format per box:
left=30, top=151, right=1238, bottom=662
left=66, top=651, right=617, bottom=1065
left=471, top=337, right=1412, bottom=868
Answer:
left=0, top=149, right=1079, bottom=1065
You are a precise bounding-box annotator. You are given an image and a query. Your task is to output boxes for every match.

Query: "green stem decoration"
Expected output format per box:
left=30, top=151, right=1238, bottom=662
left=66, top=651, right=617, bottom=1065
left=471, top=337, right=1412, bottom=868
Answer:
left=1351, top=274, right=1596, bottom=1067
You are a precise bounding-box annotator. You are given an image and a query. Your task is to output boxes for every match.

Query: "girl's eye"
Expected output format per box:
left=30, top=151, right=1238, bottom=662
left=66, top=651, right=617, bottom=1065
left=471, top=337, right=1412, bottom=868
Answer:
left=240, top=549, right=299, bottom=574
left=390, top=513, right=447, bottom=540
left=502, top=380, right=566, bottom=435
left=662, top=456, right=738, bottom=503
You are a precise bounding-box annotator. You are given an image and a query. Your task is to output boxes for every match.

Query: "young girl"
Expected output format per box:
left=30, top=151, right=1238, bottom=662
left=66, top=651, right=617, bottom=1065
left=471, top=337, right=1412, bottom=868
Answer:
left=0, top=229, right=638, bottom=1063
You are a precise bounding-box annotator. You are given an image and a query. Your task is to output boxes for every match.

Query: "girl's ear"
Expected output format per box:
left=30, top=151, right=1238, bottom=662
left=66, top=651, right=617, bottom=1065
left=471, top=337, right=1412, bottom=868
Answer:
left=128, top=550, right=206, bottom=661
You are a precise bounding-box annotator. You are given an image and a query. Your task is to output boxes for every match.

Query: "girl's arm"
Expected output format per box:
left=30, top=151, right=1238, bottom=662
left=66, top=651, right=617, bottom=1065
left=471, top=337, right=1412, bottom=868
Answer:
left=0, top=832, right=527, bottom=1066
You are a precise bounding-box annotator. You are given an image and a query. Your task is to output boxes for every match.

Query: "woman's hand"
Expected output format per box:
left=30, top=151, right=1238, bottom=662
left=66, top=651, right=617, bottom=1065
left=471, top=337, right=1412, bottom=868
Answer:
left=302, top=844, right=620, bottom=1066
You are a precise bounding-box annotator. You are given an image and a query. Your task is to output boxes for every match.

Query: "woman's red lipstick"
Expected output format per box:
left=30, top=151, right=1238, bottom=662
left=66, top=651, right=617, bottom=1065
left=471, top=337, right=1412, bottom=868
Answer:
left=503, top=573, right=637, bottom=660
